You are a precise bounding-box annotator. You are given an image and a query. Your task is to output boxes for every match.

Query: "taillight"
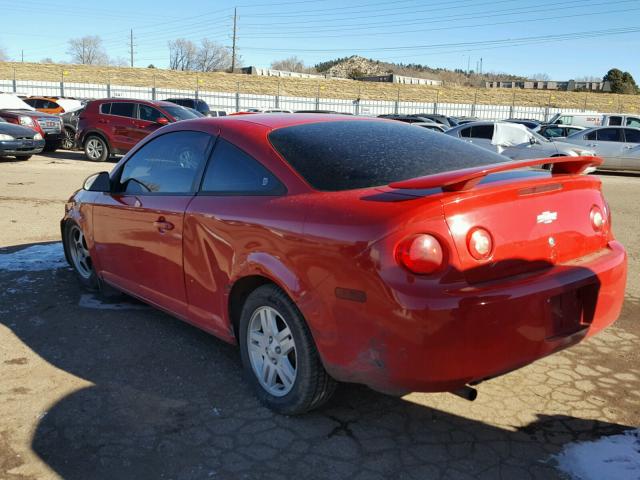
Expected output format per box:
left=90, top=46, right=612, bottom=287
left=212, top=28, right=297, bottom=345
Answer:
left=396, top=234, right=444, bottom=274
left=590, top=205, right=605, bottom=232
left=467, top=227, right=493, bottom=260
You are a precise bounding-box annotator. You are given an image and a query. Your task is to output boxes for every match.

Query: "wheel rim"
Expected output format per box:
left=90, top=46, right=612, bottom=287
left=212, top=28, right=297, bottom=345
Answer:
left=68, top=225, right=93, bottom=279
left=247, top=306, right=297, bottom=397
left=62, top=130, right=74, bottom=150
left=86, top=139, right=103, bottom=160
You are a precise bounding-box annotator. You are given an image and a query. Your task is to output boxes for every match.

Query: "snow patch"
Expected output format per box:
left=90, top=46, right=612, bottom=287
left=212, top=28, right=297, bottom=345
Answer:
left=554, top=429, right=640, bottom=480
left=0, top=243, right=67, bottom=272
left=79, top=294, right=148, bottom=311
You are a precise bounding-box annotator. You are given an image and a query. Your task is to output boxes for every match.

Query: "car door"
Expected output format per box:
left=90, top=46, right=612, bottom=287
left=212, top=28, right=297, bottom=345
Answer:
left=588, top=128, right=625, bottom=169
left=92, top=130, right=215, bottom=317
left=133, top=103, right=168, bottom=145
left=183, top=138, right=288, bottom=337
left=621, top=128, right=640, bottom=171
left=108, top=102, right=139, bottom=153
left=625, top=117, right=640, bottom=129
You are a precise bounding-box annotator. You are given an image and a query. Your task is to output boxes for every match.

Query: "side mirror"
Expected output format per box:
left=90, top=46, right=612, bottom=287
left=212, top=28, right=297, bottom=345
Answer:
left=529, top=136, right=537, bottom=145
left=84, top=171, right=111, bottom=192
left=156, top=117, right=169, bottom=125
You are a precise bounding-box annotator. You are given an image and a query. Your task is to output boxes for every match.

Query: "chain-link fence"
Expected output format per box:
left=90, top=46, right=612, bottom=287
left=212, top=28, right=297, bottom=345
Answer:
left=1, top=78, right=595, bottom=121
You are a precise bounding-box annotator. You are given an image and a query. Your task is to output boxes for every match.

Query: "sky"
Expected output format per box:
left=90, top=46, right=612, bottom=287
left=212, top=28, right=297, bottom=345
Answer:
left=1, top=0, right=639, bottom=81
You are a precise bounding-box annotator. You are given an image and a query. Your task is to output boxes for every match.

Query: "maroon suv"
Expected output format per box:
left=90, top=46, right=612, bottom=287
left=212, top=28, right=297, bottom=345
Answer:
left=76, top=98, right=198, bottom=161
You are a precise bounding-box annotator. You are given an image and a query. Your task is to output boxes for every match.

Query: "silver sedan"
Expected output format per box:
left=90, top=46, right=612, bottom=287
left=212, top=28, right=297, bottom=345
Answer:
left=559, top=126, right=640, bottom=171
left=445, top=121, right=593, bottom=160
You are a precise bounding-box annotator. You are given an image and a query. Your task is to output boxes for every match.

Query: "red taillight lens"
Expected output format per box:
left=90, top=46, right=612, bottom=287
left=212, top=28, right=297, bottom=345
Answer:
left=467, top=227, right=493, bottom=260
left=396, top=234, right=444, bottom=274
left=590, top=205, right=605, bottom=232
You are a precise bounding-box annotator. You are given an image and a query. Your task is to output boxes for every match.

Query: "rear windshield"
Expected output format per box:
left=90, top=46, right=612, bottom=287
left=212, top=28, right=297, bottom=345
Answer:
left=269, top=120, right=508, bottom=191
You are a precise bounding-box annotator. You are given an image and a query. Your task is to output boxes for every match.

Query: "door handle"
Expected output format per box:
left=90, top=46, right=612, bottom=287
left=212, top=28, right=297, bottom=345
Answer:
left=624, top=146, right=634, bottom=149
left=153, top=217, right=174, bottom=233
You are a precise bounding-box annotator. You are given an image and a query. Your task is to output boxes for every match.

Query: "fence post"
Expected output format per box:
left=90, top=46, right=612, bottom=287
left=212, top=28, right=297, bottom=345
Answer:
left=394, top=88, right=400, bottom=114
left=275, top=82, right=280, bottom=109
left=12, top=68, right=17, bottom=93
left=509, top=90, right=515, bottom=118
left=315, top=83, right=320, bottom=110
left=354, top=99, right=360, bottom=116
left=106, top=82, right=111, bottom=98
left=235, top=82, right=240, bottom=112
left=471, top=89, right=477, bottom=117
left=151, top=87, right=157, bottom=101
left=433, top=90, right=439, bottom=114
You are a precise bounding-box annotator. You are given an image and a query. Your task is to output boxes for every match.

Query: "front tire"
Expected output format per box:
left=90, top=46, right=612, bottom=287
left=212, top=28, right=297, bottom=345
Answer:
left=63, top=222, right=99, bottom=290
left=239, top=285, right=336, bottom=415
left=84, top=135, right=109, bottom=162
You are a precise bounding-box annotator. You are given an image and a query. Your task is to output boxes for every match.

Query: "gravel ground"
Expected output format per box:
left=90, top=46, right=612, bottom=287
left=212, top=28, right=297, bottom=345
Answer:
left=0, top=153, right=638, bottom=480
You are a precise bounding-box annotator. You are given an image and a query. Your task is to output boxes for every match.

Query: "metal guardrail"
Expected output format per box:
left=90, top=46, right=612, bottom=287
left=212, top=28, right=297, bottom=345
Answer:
left=1, top=78, right=596, bottom=121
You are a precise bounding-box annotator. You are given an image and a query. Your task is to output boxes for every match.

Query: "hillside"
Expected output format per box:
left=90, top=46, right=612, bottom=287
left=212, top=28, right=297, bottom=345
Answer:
left=1, top=62, right=638, bottom=113
left=316, top=55, right=525, bottom=86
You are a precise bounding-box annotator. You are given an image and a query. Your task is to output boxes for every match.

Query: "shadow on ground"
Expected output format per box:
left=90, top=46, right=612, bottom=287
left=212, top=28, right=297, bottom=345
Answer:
left=0, top=242, right=636, bottom=480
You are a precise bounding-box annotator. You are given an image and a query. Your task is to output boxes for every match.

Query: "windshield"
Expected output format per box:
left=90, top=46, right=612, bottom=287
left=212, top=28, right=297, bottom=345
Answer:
left=269, top=120, right=509, bottom=191
left=530, top=130, right=550, bottom=143
left=162, top=105, right=199, bottom=121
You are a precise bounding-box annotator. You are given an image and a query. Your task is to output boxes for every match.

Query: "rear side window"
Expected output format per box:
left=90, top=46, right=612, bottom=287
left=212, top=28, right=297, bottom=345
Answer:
left=470, top=124, right=494, bottom=139
left=201, top=139, right=285, bottom=195
left=543, top=126, right=564, bottom=138
left=608, top=116, right=622, bottom=126
left=110, top=102, right=135, bottom=118
left=596, top=128, right=622, bottom=142
left=585, top=131, right=597, bottom=140
left=269, top=120, right=508, bottom=191
left=118, top=131, right=213, bottom=194
left=100, top=103, right=111, bottom=114
left=624, top=129, right=640, bottom=143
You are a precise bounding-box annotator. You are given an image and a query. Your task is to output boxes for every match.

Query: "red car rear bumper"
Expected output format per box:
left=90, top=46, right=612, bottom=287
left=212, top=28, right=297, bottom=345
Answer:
left=316, top=241, right=627, bottom=394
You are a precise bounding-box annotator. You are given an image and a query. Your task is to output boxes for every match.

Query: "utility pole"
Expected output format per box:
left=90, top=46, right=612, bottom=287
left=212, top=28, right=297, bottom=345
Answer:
left=480, top=57, right=483, bottom=75
left=467, top=55, right=470, bottom=75
left=129, top=29, right=134, bottom=67
left=21, top=50, right=24, bottom=62
left=231, top=7, right=237, bottom=73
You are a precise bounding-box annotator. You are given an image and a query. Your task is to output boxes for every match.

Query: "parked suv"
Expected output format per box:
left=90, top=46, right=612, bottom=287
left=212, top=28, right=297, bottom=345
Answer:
left=76, top=98, right=198, bottom=161
left=164, top=98, right=211, bottom=116
left=0, top=92, right=64, bottom=152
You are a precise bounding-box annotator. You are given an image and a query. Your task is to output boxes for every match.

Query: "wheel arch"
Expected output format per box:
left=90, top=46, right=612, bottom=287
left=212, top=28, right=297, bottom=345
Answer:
left=228, top=275, right=276, bottom=340
left=82, top=130, right=111, bottom=151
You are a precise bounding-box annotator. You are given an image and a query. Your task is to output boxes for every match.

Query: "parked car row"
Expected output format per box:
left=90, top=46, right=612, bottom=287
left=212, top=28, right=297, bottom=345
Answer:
left=0, top=93, right=64, bottom=154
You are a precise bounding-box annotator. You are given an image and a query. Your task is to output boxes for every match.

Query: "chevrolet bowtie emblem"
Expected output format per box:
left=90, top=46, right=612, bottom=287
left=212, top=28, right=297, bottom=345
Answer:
left=537, top=211, right=558, bottom=224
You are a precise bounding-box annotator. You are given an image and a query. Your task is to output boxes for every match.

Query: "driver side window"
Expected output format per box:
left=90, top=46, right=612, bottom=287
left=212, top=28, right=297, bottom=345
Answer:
left=118, top=131, right=213, bottom=194
left=139, top=104, right=166, bottom=123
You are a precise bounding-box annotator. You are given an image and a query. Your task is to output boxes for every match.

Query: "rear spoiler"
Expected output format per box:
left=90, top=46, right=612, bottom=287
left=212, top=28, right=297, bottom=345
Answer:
left=388, top=156, right=603, bottom=192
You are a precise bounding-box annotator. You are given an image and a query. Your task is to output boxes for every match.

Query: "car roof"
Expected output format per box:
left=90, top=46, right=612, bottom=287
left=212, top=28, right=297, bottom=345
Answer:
left=204, top=113, right=388, bottom=130
left=91, top=98, right=177, bottom=107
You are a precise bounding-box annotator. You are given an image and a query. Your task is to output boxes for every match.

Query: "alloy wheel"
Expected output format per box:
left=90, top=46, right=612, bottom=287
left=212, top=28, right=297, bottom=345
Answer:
left=68, top=225, right=93, bottom=279
left=247, top=306, right=298, bottom=397
left=86, top=138, right=104, bottom=160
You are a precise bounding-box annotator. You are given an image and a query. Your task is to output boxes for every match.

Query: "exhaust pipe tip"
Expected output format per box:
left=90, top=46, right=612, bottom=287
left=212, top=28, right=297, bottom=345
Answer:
left=451, top=386, right=478, bottom=402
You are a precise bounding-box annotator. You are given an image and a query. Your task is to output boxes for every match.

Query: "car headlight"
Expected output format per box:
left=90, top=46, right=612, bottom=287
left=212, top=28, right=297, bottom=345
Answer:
left=19, top=116, right=34, bottom=126
left=33, top=133, right=43, bottom=140
left=0, top=134, right=14, bottom=141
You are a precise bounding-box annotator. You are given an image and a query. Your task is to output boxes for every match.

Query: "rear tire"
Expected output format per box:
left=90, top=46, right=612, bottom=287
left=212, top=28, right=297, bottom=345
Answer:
left=84, top=135, right=109, bottom=162
left=239, top=284, right=337, bottom=415
left=63, top=221, right=99, bottom=290
left=15, top=155, right=31, bottom=161
left=43, top=139, right=61, bottom=153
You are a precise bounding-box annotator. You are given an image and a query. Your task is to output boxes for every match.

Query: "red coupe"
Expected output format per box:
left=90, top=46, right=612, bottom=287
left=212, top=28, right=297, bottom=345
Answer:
left=61, top=114, right=627, bottom=414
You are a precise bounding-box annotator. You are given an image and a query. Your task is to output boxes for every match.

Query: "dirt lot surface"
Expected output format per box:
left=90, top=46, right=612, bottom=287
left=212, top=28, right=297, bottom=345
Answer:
left=0, top=153, right=638, bottom=480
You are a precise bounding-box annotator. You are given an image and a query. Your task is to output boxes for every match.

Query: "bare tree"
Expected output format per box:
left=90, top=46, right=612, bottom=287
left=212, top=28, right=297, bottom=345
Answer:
left=530, top=73, right=551, bottom=81
left=196, top=39, right=232, bottom=71
left=574, top=75, right=601, bottom=82
left=168, top=39, right=198, bottom=71
left=67, top=36, right=109, bottom=65
left=110, top=57, right=129, bottom=67
left=40, top=57, right=54, bottom=64
left=271, top=56, right=307, bottom=72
